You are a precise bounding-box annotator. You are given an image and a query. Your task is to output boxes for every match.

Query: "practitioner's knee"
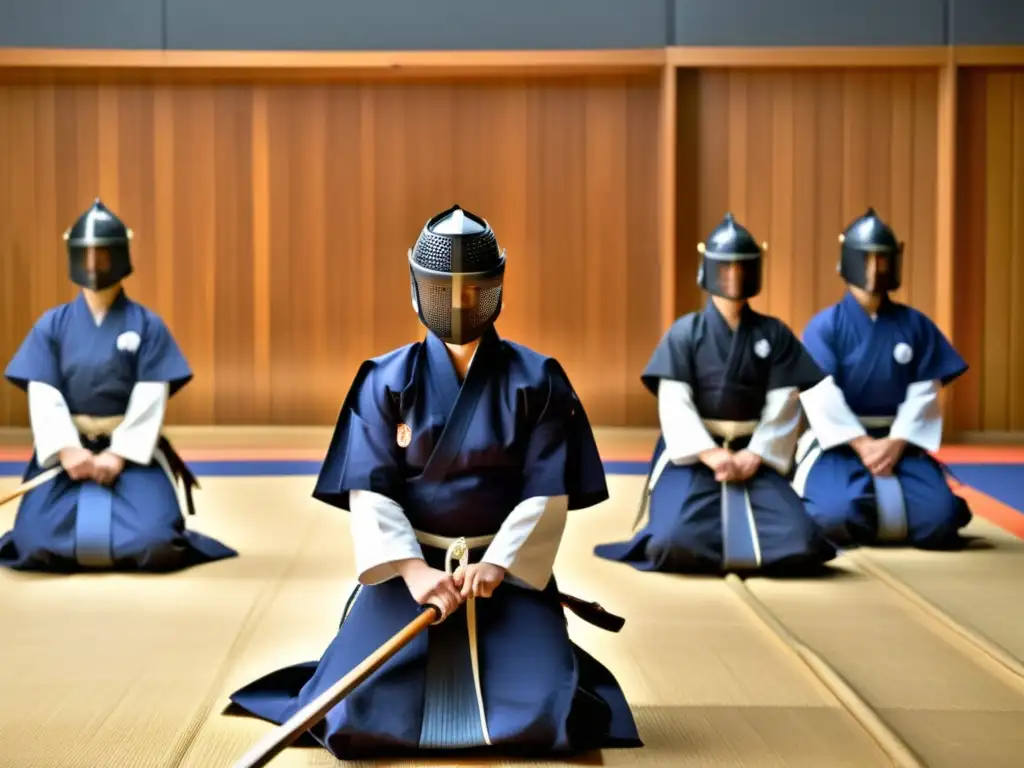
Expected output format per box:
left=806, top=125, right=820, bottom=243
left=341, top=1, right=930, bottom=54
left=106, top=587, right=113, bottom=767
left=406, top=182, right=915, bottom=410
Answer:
left=4, top=518, right=77, bottom=570
left=644, top=536, right=718, bottom=573
left=803, top=497, right=873, bottom=548
left=119, top=533, right=189, bottom=571
left=908, top=488, right=971, bottom=550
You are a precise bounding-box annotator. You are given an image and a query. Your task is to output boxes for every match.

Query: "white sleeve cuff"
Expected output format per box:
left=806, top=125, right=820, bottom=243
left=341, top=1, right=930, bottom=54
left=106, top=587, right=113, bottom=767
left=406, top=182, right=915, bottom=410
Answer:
left=482, top=495, right=568, bottom=591
left=108, top=382, right=169, bottom=465
left=27, top=381, right=82, bottom=468
left=747, top=387, right=801, bottom=475
left=348, top=489, right=425, bottom=585
left=798, top=376, right=867, bottom=451
left=889, top=380, right=943, bottom=453
left=658, top=379, right=717, bottom=464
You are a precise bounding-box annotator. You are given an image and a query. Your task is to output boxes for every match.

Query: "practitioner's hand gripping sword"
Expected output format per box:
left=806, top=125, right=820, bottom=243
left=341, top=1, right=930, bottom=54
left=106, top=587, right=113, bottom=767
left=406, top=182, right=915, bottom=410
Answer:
left=232, top=537, right=626, bottom=767
left=230, top=540, right=477, bottom=768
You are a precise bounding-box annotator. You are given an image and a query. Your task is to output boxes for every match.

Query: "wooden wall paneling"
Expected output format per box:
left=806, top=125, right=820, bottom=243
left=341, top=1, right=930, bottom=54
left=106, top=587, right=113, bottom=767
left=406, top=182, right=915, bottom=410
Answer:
left=249, top=88, right=271, bottom=424
left=981, top=71, right=1014, bottom=432
left=682, top=68, right=940, bottom=336
left=0, top=48, right=668, bottom=79
left=790, top=69, right=820, bottom=330
left=7, top=47, right=1022, bottom=434
left=622, top=81, right=664, bottom=425
left=887, top=72, right=915, bottom=313
left=667, top=47, right=948, bottom=68
left=0, top=46, right=955, bottom=73
left=767, top=70, right=795, bottom=325
left=743, top=69, right=772, bottom=309
left=0, top=87, right=21, bottom=427
left=934, top=56, right=957, bottom=344
left=954, top=48, right=1024, bottom=67
left=1013, top=73, right=1024, bottom=432
left=908, top=71, right=940, bottom=317
left=2, top=86, right=30, bottom=429
left=952, top=66, right=1024, bottom=438
left=581, top=81, right=629, bottom=423
left=173, top=87, right=217, bottom=425
left=673, top=69, right=702, bottom=318
left=952, top=69, right=989, bottom=434
left=658, top=63, right=678, bottom=332
left=0, top=88, right=9, bottom=425
left=686, top=68, right=728, bottom=311
left=814, top=70, right=846, bottom=324
left=0, top=75, right=663, bottom=428
left=933, top=55, right=958, bottom=427
left=212, top=86, right=258, bottom=425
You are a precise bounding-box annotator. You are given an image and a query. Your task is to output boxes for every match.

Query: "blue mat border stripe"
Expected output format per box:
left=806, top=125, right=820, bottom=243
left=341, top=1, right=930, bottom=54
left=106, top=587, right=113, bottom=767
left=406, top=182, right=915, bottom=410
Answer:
left=3, top=460, right=1022, bottom=513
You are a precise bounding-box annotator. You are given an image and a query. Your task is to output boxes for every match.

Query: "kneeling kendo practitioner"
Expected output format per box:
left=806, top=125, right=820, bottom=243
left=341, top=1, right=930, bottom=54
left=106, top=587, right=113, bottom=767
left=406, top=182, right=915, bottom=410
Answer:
left=229, top=205, right=642, bottom=758
left=792, top=208, right=971, bottom=549
left=0, top=200, right=237, bottom=572
left=594, top=213, right=843, bottom=574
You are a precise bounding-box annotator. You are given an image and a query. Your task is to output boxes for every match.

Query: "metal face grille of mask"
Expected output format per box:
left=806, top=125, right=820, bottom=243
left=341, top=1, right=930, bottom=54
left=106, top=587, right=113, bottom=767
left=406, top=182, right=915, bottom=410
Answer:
left=408, top=205, right=506, bottom=344
left=414, top=279, right=503, bottom=341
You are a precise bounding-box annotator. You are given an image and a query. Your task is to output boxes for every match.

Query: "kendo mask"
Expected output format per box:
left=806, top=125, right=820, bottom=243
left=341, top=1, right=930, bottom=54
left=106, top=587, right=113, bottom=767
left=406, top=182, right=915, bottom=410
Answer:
left=409, top=205, right=505, bottom=345
left=64, top=198, right=134, bottom=291
left=838, top=207, right=903, bottom=294
left=697, top=213, right=765, bottom=300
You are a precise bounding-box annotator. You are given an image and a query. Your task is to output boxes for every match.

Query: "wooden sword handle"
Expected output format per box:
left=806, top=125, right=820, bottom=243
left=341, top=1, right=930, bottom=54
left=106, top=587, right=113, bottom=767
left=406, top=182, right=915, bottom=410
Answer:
left=0, top=466, right=62, bottom=508
left=232, top=604, right=441, bottom=768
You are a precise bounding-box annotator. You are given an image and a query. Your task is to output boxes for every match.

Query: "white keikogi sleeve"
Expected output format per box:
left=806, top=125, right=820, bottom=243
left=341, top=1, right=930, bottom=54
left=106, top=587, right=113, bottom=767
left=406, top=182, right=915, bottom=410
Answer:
left=481, top=495, right=569, bottom=591
left=27, top=381, right=82, bottom=469
left=658, top=379, right=717, bottom=464
left=746, top=387, right=802, bottom=475
left=889, top=380, right=943, bottom=453
left=798, top=375, right=867, bottom=451
left=348, top=489, right=425, bottom=585
left=108, top=382, right=169, bottom=465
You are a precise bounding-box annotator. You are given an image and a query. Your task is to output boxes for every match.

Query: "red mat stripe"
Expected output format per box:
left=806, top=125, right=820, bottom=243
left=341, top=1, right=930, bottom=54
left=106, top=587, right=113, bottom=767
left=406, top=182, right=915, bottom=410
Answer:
left=952, top=484, right=1024, bottom=539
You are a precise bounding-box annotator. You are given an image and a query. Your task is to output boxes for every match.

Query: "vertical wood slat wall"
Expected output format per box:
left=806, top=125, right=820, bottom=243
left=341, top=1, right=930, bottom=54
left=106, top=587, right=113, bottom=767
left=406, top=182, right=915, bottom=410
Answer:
left=0, top=69, right=664, bottom=429
left=0, top=47, right=1020, bottom=438
left=953, top=66, right=1024, bottom=439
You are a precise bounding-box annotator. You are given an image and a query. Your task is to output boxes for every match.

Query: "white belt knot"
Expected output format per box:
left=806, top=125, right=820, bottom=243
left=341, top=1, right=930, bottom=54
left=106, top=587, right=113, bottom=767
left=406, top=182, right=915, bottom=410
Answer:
left=444, top=537, right=470, bottom=577
left=413, top=529, right=495, bottom=572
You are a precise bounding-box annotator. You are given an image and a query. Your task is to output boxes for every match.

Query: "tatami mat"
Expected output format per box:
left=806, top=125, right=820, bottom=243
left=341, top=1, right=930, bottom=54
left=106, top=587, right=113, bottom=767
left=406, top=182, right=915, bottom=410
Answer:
left=856, top=521, right=1024, bottom=659
left=746, top=559, right=1024, bottom=767
left=0, top=471, right=1021, bottom=767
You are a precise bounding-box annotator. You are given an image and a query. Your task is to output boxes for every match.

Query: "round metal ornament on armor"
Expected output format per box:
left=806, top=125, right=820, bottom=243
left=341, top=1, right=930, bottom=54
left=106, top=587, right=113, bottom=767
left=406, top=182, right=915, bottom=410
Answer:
left=408, top=205, right=506, bottom=345
left=396, top=423, right=412, bottom=448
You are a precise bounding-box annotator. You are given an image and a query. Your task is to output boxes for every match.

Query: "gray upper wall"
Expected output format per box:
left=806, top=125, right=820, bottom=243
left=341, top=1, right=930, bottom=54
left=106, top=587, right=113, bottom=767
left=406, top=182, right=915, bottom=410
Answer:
left=673, top=0, right=948, bottom=47
left=166, top=0, right=668, bottom=51
left=0, top=0, right=164, bottom=49
left=0, top=0, right=1021, bottom=50
left=951, top=0, right=1024, bottom=45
